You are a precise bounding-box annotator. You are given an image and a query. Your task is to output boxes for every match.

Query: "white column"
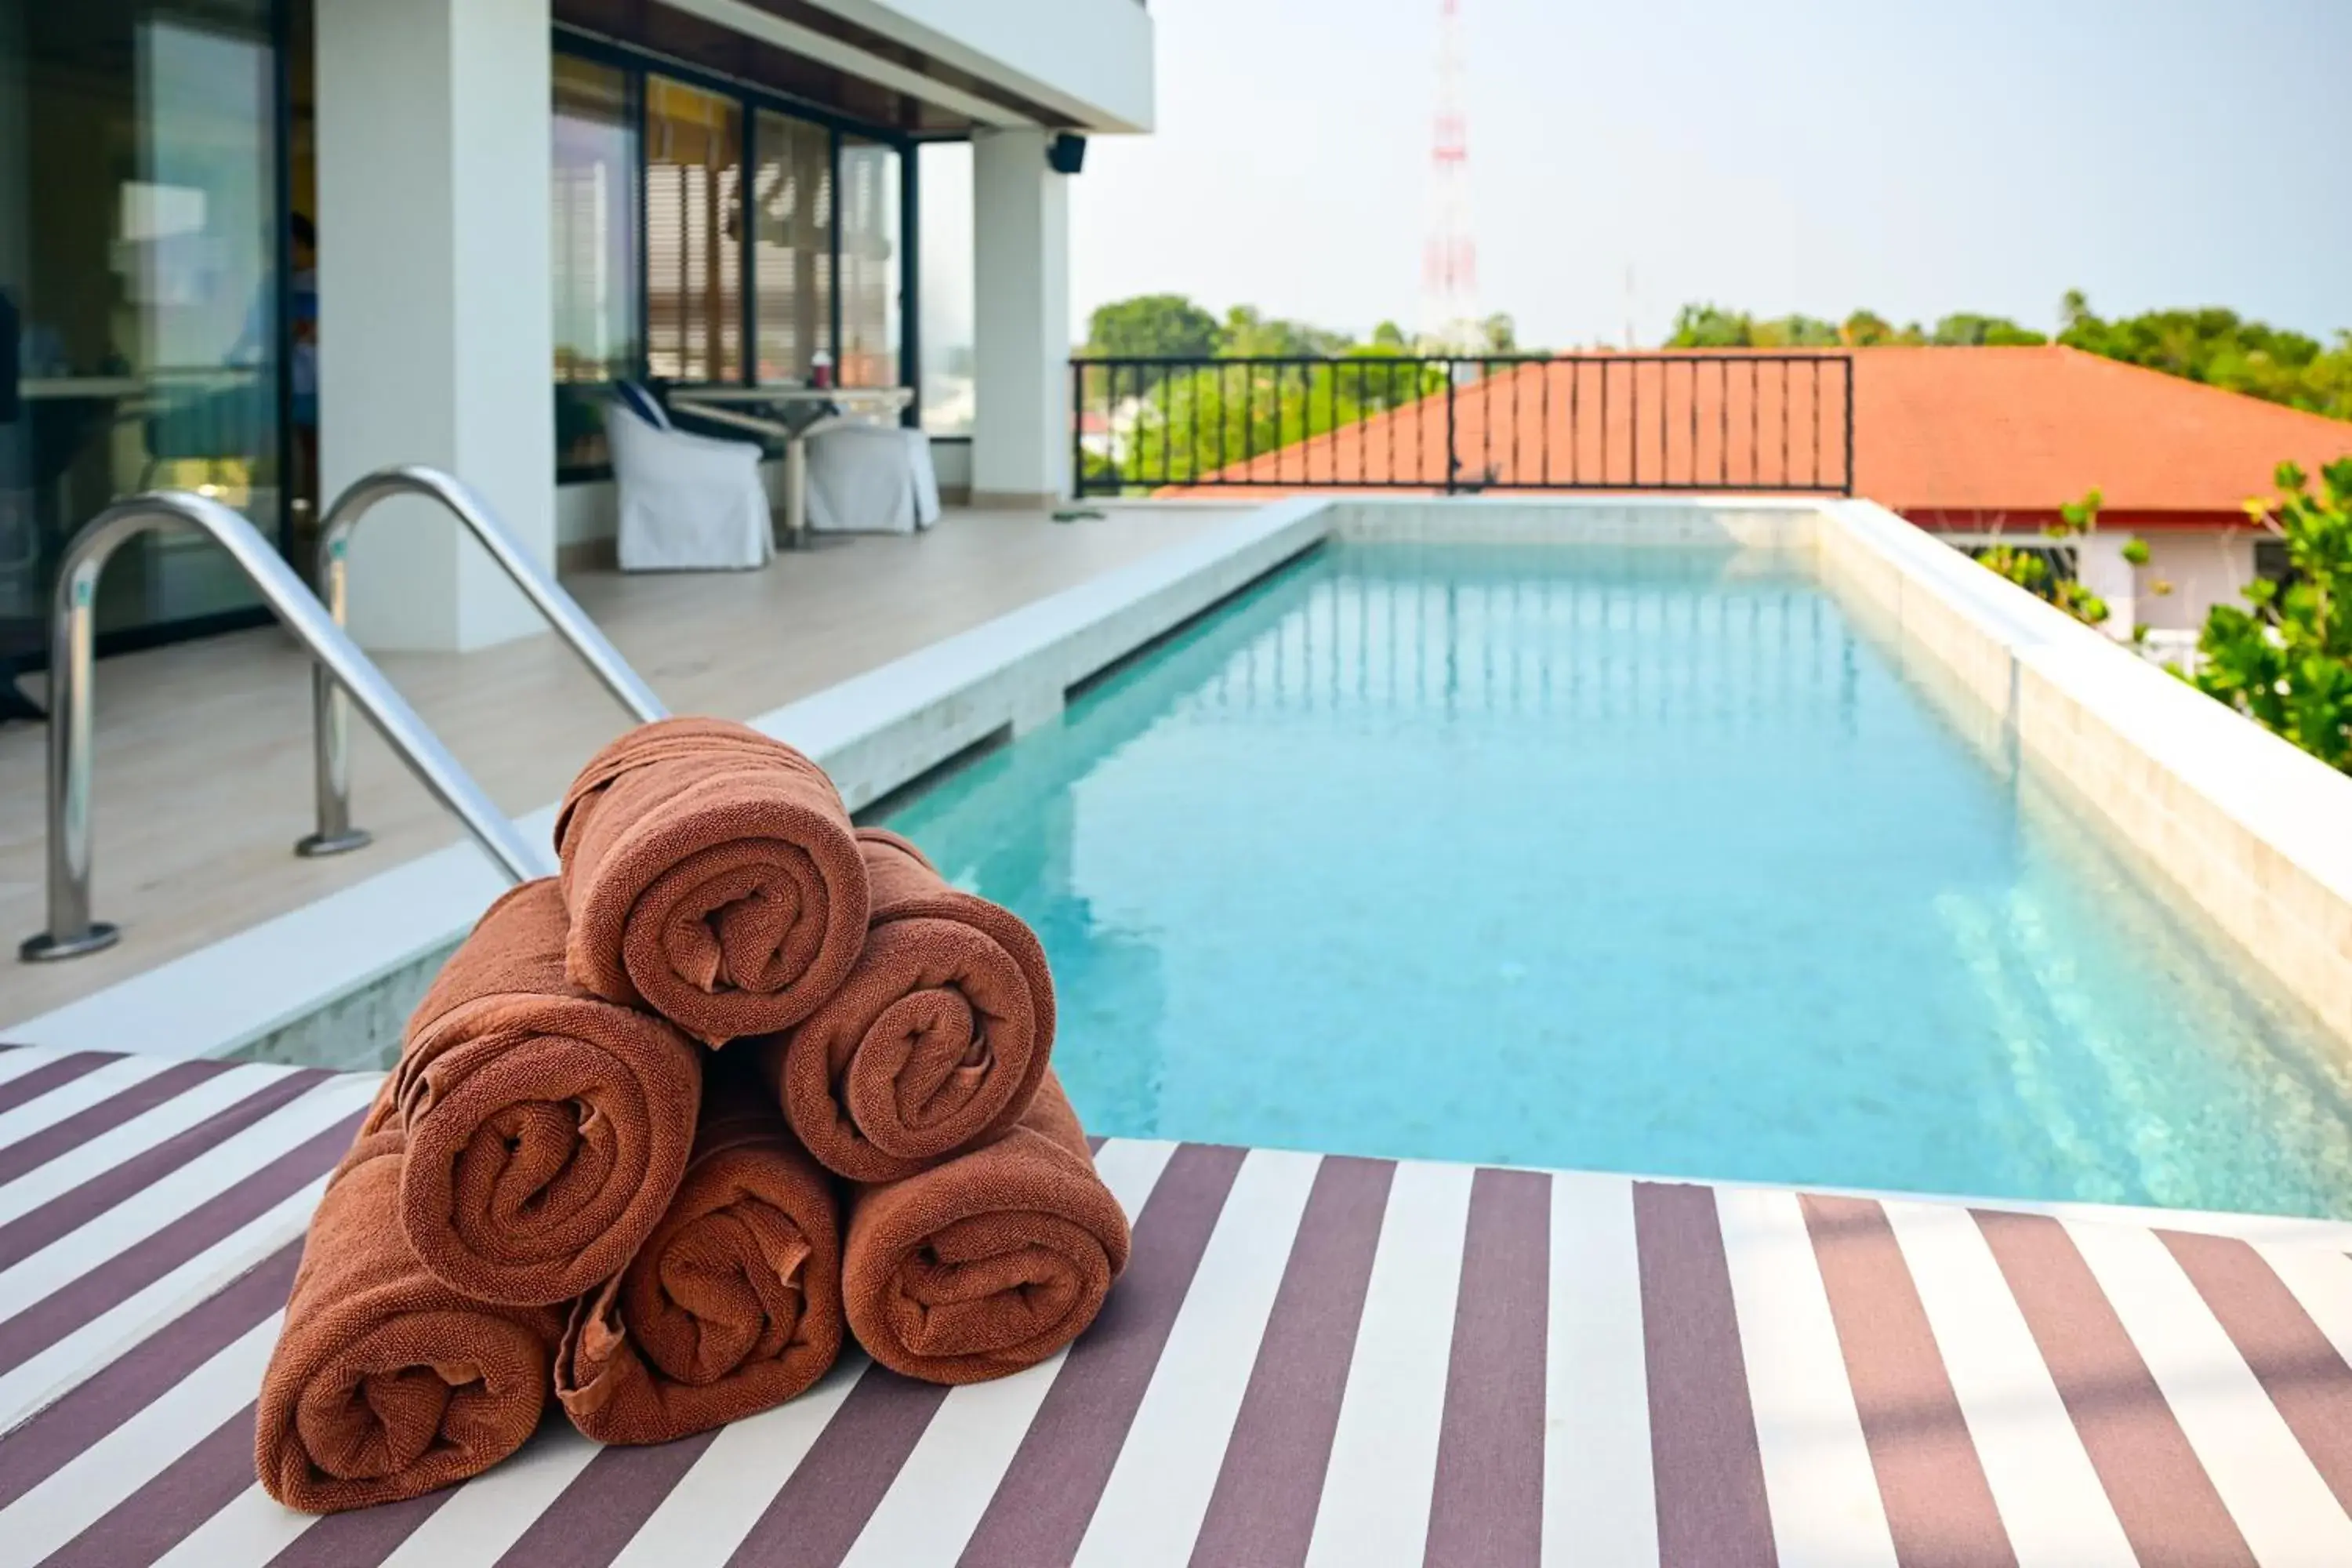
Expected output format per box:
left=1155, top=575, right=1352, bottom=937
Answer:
left=971, top=129, right=1071, bottom=510
left=314, top=0, right=554, bottom=652
left=2075, top=533, right=2138, bottom=640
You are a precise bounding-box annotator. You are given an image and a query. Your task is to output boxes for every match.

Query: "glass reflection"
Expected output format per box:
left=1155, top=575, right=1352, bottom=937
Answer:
left=552, top=54, right=640, bottom=471
left=750, top=109, right=829, bottom=385
left=2, top=0, right=283, bottom=679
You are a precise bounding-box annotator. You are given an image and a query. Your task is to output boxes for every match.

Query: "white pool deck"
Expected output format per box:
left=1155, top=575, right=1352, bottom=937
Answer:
left=0, top=1041, right=2350, bottom=1567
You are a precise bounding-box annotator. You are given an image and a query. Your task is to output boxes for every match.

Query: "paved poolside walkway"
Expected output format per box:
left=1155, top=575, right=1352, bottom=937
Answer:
left=0, top=505, right=1240, bottom=1025
left=0, top=1042, right=2349, bottom=1566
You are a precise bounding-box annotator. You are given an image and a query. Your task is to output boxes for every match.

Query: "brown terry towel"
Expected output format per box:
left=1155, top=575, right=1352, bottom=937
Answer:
left=557, top=1068, right=843, bottom=1444
left=256, top=1091, right=564, bottom=1513
left=843, top=1072, right=1127, bottom=1385
left=556, top=717, right=870, bottom=1046
left=396, top=879, right=702, bottom=1307
left=761, top=828, right=1054, bottom=1183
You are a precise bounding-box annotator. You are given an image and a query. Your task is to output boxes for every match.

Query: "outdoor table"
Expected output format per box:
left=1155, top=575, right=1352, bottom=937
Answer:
left=667, top=385, right=914, bottom=550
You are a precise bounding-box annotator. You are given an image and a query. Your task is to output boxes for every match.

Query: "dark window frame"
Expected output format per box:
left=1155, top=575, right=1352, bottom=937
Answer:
left=552, top=49, right=646, bottom=481
left=553, top=26, right=942, bottom=482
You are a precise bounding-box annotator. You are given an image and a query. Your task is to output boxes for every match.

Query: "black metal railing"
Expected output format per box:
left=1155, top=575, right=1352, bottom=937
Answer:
left=1069, top=353, right=1855, bottom=499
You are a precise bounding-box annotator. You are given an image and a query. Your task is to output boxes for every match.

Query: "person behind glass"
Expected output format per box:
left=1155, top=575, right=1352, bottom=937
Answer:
left=232, top=214, right=318, bottom=526
left=286, top=214, right=319, bottom=520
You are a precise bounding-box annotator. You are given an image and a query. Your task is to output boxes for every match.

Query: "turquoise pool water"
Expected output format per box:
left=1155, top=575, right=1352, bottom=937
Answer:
left=880, top=541, right=2352, bottom=1218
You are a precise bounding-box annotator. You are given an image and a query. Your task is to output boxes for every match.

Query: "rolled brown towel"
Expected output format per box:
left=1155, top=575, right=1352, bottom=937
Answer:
left=557, top=717, right=869, bottom=1046
left=556, top=1067, right=843, bottom=1444
left=760, top=829, right=1054, bottom=1183
left=396, top=879, right=702, bottom=1306
left=256, top=1091, right=564, bottom=1513
left=843, top=1072, right=1128, bottom=1385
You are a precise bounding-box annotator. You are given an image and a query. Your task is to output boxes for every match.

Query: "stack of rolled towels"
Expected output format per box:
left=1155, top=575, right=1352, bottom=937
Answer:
left=253, top=717, right=1128, bottom=1513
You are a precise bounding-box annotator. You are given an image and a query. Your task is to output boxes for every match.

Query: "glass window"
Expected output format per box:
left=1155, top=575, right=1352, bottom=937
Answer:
left=837, top=135, right=900, bottom=390
left=2, top=0, right=283, bottom=662
left=750, top=110, right=830, bottom=385
left=550, top=53, right=639, bottom=471
left=916, top=141, right=973, bottom=434
left=644, top=75, right=741, bottom=384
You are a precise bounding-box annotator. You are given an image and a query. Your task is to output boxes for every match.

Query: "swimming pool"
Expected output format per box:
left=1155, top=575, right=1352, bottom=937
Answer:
left=880, top=539, right=2352, bottom=1218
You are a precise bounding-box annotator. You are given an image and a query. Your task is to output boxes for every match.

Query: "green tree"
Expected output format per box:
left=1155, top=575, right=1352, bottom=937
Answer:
left=2189, top=459, right=2352, bottom=771
left=2058, top=294, right=2352, bottom=420
left=1930, top=312, right=2047, bottom=347
left=1672, top=293, right=2352, bottom=419
left=1084, top=293, right=1220, bottom=360
left=1668, top=303, right=1756, bottom=347
left=1839, top=310, right=1929, bottom=347
left=1670, top=306, right=1841, bottom=348
left=1842, top=310, right=1895, bottom=346
left=1752, top=314, right=1842, bottom=348
left=1076, top=296, right=1446, bottom=495
left=1218, top=305, right=1353, bottom=358
left=1082, top=352, right=1450, bottom=495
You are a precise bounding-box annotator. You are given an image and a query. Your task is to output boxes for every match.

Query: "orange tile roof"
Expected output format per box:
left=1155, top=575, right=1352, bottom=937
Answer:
left=1167, top=346, right=2352, bottom=527
left=1853, top=345, right=2352, bottom=527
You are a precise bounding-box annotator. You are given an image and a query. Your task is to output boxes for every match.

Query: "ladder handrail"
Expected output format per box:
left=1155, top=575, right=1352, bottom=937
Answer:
left=19, top=491, right=547, bottom=963
left=300, top=465, right=666, bottom=857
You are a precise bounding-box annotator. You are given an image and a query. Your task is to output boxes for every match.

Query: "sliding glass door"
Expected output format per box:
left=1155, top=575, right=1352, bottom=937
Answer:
left=837, top=134, right=900, bottom=390
left=643, top=76, right=742, bottom=385
left=1, top=0, right=285, bottom=676
left=552, top=53, right=639, bottom=473
left=548, top=40, right=924, bottom=472
left=750, top=108, right=830, bottom=386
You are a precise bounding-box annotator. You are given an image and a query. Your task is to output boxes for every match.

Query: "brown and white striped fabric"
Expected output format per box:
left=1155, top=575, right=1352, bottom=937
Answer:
left=2, top=1043, right=2351, bottom=1566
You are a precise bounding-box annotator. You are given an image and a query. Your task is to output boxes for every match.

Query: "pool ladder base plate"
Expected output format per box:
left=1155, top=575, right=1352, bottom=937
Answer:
left=20, top=923, right=122, bottom=963
left=294, top=828, right=375, bottom=858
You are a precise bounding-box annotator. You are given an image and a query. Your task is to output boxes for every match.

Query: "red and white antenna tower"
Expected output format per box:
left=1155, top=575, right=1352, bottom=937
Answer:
left=1422, top=0, right=1478, bottom=350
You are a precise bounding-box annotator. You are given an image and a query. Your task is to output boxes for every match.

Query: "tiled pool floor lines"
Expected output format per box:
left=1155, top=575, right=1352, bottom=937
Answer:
left=3, top=1044, right=2352, bottom=1566
left=887, top=539, right=2352, bottom=1217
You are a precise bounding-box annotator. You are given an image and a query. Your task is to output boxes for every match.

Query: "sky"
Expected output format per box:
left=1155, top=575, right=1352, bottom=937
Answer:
left=1065, top=0, right=2352, bottom=349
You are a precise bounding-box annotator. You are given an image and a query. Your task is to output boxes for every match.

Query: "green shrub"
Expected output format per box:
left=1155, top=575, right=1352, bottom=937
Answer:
left=2190, top=459, right=2352, bottom=771
left=1974, top=488, right=2149, bottom=633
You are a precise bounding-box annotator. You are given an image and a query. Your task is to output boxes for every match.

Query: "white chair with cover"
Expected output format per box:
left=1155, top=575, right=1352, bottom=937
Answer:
left=803, top=421, right=941, bottom=535
left=604, top=383, right=773, bottom=571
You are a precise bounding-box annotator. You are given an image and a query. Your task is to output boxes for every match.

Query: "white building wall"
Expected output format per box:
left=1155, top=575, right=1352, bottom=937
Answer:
left=2074, top=532, right=2138, bottom=640
left=315, top=0, right=555, bottom=652
left=2140, top=531, right=2259, bottom=634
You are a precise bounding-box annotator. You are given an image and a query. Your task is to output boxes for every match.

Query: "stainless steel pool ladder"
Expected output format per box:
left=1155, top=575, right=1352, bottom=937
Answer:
left=298, top=466, right=666, bottom=856
left=19, top=491, right=548, bottom=961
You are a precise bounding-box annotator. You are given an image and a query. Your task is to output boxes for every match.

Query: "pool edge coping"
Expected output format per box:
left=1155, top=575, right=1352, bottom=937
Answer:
left=1816, top=495, right=2352, bottom=1048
